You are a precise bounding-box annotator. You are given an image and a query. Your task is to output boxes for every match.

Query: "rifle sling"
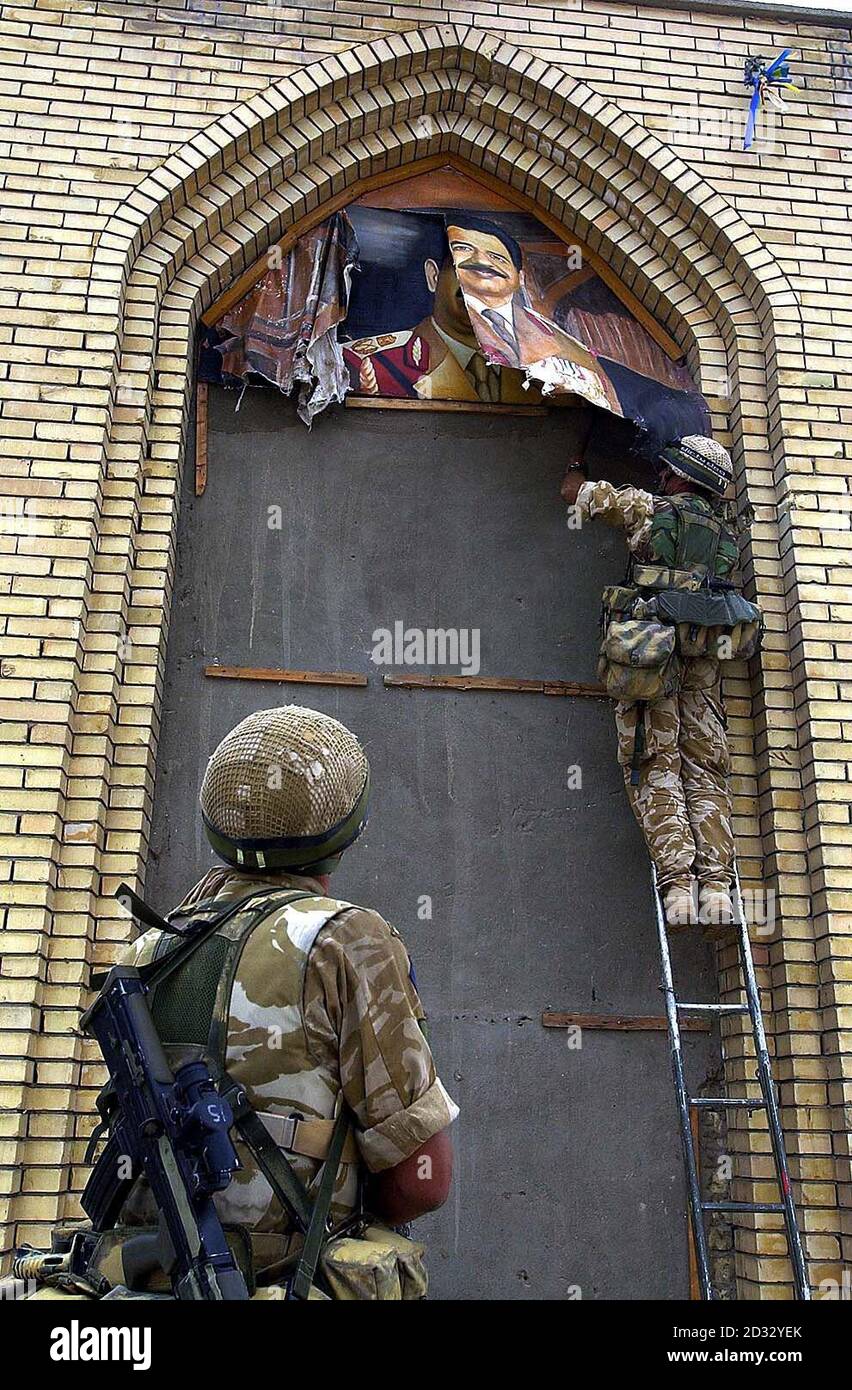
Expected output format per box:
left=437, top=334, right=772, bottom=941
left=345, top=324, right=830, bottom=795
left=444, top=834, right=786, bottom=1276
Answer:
left=89, top=886, right=311, bottom=994
left=142, top=888, right=316, bottom=991
left=290, top=1106, right=350, bottom=1300
left=220, top=1075, right=313, bottom=1235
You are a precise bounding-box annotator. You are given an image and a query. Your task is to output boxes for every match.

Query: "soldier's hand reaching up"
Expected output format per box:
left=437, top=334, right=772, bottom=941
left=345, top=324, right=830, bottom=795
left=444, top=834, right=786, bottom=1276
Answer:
left=560, top=464, right=586, bottom=506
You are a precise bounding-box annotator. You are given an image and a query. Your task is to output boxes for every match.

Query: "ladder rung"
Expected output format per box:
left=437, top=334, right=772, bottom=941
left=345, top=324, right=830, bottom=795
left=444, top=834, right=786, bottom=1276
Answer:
left=701, top=1201, right=784, bottom=1214
left=689, top=1097, right=765, bottom=1110
left=676, top=1002, right=748, bottom=1016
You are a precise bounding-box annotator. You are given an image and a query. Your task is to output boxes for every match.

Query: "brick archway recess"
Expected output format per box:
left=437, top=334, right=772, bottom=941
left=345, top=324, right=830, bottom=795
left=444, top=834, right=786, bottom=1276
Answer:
left=7, top=24, right=844, bottom=1298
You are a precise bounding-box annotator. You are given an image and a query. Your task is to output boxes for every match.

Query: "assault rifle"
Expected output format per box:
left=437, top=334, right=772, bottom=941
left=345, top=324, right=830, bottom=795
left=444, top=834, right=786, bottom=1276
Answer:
left=79, top=964, right=249, bottom=1300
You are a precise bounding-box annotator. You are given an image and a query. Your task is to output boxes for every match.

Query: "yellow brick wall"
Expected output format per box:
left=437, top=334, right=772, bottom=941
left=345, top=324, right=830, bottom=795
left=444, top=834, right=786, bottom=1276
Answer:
left=1, top=0, right=850, bottom=1299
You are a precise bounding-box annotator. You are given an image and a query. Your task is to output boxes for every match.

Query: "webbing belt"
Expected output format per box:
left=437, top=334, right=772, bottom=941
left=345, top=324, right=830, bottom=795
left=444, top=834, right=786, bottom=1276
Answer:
left=254, top=1108, right=359, bottom=1165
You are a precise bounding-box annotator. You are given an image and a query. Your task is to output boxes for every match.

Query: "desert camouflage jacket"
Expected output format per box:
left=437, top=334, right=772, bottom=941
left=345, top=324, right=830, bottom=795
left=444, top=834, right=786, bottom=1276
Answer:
left=576, top=478, right=658, bottom=555
left=119, top=868, right=458, bottom=1262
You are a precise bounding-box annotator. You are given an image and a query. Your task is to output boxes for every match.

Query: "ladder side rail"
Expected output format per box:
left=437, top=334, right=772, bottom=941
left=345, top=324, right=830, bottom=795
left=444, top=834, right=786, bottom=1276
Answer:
left=652, top=867, right=715, bottom=1299
left=731, top=871, right=811, bottom=1301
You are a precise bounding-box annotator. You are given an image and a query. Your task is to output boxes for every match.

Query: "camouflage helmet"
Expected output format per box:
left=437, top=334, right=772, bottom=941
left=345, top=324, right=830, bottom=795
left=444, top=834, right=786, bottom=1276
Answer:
left=657, top=435, right=733, bottom=498
left=200, top=705, right=370, bottom=874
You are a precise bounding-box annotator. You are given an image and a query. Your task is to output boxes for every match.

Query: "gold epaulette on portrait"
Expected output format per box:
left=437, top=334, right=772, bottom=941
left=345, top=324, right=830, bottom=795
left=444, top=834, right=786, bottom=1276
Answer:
left=345, top=330, right=413, bottom=357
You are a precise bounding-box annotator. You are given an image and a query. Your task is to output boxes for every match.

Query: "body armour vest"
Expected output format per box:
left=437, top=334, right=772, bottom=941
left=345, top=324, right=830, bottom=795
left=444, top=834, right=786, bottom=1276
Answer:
left=640, top=492, right=738, bottom=582
left=598, top=490, right=760, bottom=706
left=121, top=888, right=359, bottom=1255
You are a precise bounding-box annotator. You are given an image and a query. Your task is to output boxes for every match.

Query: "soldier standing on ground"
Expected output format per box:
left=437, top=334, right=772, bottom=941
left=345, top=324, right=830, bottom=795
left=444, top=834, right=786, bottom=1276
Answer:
left=24, top=706, right=458, bottom=1301
left=122, top=705, right=458, bottom=1294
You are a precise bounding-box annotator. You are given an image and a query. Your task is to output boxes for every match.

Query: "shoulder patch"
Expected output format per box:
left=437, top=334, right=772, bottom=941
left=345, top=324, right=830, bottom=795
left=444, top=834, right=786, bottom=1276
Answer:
left=403, top=333, right=429, bottom=372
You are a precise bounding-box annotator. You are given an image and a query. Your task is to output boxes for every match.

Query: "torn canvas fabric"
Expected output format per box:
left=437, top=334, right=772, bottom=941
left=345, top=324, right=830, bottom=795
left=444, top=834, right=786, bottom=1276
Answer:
left=200, top=211, right=359, bottom=425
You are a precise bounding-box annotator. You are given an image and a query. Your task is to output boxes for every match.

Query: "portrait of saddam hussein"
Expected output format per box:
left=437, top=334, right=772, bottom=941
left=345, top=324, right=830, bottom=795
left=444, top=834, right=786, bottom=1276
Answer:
left=343, top=212, right=620, bottom=412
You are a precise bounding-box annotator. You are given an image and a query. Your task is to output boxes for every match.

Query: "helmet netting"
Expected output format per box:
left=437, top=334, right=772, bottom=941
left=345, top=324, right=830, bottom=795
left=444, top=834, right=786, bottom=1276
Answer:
left=200, top=705, right=368, bottom=842
left=667, top=436, right=733, bottom=480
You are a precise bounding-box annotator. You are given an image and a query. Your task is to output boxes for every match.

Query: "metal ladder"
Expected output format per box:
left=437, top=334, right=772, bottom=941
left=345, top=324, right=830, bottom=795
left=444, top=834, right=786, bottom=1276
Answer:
left=653, top=865, right=811, bottom=1300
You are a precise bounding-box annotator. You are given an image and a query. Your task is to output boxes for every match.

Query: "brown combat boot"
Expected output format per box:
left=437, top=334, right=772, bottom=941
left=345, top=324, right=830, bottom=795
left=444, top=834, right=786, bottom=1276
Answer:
left=699, top=883, right=736, bottom=942
left=663, top=883, right=698, bottom=933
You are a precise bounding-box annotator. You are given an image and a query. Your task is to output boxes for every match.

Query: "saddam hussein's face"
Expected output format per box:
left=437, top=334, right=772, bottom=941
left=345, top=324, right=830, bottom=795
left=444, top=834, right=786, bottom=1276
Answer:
left=445, top=224, right=522, bottom=309
left=424, top=253, right=476, bottom=340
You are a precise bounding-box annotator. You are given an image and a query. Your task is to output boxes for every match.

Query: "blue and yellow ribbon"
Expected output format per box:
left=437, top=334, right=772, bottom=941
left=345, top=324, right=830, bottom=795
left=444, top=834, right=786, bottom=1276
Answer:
left=743, top=50, right=799, bottom=150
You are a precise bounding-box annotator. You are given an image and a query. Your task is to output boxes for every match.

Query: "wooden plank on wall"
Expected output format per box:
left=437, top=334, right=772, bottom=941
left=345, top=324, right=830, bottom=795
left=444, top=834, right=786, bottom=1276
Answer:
left=204, top=665, right=368, bottom=687
left=384, top=674, right=608, bottom=699
left=195, top=381, right=208, bottom=496
left=541, top=1012, right=712, bottom=1033
left=345, top=397, right=555, bottom=416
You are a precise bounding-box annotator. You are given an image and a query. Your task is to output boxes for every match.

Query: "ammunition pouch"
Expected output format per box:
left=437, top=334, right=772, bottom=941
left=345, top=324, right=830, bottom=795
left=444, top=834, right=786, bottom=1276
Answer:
left=318, top=1225, right=428, bottom=1301
left=601, top=583, right=640, bottom=617
left=655, top=589, right=763, bottom=661
left=597, top=617, right=680, bottom=703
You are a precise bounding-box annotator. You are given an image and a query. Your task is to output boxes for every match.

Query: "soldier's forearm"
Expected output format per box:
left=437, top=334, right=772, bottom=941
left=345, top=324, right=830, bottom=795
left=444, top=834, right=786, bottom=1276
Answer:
left=576, top=480, right=656, bottom=543
left=368, top=1129, right=454, bottom=1223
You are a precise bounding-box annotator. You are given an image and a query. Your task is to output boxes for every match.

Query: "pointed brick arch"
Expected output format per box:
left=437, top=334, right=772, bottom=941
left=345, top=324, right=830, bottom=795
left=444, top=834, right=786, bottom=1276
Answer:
left=12, top=24, right=834, bottom=1297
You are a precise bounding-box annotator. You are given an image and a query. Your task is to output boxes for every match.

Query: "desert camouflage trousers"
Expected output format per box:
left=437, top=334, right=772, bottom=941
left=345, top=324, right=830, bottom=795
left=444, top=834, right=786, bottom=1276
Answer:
left=614, top=658, right=734, bottom=893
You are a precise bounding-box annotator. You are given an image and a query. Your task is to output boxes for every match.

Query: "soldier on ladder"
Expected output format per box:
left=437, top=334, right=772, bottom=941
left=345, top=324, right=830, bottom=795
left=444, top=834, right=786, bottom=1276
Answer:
left=564, top=436, right=811, bottom=1300
left=561, top=435, right=762, bottom=937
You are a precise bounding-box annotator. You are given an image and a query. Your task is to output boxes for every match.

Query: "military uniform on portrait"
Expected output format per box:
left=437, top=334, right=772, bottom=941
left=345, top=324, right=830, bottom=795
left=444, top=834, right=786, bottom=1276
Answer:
left=343, top=318, right=537, bottom=404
